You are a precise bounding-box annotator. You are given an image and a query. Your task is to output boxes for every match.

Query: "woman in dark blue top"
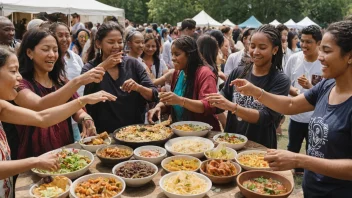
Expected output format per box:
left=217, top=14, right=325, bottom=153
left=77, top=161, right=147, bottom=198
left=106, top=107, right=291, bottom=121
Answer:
left=231, top=20, right=352, bottom=197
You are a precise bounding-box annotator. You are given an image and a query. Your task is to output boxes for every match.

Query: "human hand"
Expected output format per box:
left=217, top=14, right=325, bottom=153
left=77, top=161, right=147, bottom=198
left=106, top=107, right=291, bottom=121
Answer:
left=120, top=78, right=141, bottom=93
left=205, top=93, right=234, bottom=111
left=297, top=75, right=312, bottom=89
left=147, top=106, right=162, bottom=124
left=34, top=153, right=60, bottom=171
left=100, top=52, right=124, bottom=70
left=158, top=92, right=182, bottom=106
left=264, top=149, right=299, bottom=171
left=80, top=117, right=97, bottom=138
left=80, top=91, right=117, bottom=105
left=77, top=67, right=105, bottom=85
left=230, top=79, right=262, bottom=98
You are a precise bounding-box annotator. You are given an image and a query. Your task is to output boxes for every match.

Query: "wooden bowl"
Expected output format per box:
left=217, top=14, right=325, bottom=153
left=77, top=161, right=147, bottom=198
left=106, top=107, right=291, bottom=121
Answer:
left=236, top=170, right=294, bottom=198
left=200, top=159, right=241, bottom=184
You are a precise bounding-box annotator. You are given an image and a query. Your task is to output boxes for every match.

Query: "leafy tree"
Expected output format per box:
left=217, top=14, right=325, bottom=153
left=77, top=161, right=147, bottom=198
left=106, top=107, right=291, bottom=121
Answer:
left=98, top=0, right=351, bottom=27
left=98, top=0, right=149, bottom=24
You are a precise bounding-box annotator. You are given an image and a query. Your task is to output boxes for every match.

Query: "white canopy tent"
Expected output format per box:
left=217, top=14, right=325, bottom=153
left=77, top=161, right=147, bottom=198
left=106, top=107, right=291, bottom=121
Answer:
left=222, top=19, right=235, bottom=27
left=192, top=10, right=222, bottom=27
left=296, top=17, right=320, bottom=28
left=284, top=19, right=298, bottom=28
left=269, top=19, right=281, bottom=27
left=0, top=0, right=124, bottom=17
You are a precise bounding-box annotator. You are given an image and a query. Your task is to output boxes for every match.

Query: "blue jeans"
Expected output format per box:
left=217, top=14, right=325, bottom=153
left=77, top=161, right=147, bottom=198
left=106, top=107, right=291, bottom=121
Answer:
left=287, top=119, right=309, bottom=173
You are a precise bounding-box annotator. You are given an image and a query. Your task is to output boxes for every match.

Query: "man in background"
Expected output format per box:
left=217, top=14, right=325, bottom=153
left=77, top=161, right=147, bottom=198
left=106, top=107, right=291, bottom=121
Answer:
left=71, top=13, right=85, bottom=35
left=0, top=17, right=19, bottom=52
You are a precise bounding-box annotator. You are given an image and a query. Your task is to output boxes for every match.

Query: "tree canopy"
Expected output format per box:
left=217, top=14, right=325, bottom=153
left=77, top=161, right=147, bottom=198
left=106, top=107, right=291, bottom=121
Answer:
left=98, top=0, right=352, bottom=27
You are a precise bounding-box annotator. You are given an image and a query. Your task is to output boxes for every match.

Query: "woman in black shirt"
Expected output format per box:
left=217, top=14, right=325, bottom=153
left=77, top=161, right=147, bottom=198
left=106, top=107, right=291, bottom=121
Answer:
left=82, top=22, right=158, bottom=133
left=206, top=24, right=290, bottom=148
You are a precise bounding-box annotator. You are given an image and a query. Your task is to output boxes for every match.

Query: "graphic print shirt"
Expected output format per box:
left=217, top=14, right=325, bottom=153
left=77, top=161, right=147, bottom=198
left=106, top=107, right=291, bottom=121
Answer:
left=220, top=66, right=290, bottom=148
left=303, top=79, right=352, bottom=197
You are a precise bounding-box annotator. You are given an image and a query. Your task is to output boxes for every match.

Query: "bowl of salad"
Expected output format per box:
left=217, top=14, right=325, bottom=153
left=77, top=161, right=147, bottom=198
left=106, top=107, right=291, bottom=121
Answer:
left=213, top=133, right=248, bottom=150
left=32, top=148, right=94, bottom=180
left=204, top=143, right=237, bottom=160
left=134, top=145, right=167, bottom=165
left=30, top=176, right=71, bottom=198
left=237, top=170, right=293, bottom=198
left=170, top=121, right=212, bottom=137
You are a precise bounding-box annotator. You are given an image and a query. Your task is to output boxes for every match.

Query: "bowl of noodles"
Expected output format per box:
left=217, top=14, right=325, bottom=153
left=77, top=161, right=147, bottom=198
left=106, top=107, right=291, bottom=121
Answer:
left=170, top=121, right=212, bottom=137
left=113, top=124, right=173, bottom=148
left=235, top=150, right=271, bottom=171
left=160, top=171, right=212, bottom=198
left=165, top=136, right=214, bottom=158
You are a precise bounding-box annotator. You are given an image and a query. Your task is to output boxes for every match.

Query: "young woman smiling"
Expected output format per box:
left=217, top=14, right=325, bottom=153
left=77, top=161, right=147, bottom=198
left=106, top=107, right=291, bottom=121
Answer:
left=206, top=24, right=290, bottom=149
left=0, top=47, right=115, bottom=197
left=83, top=21, right=158, bottom=133
left=141, top=33, right=168, bottom=87
left=231, top=20, right=352, bottom=197
left=9, top=28, right=108, bottom=159
left=148, top=36, right=220, bottom=130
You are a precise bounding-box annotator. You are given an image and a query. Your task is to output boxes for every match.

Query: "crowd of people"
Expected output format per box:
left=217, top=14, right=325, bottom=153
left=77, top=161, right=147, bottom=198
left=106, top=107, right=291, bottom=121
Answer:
left=0, top=12, right=352, bottom=198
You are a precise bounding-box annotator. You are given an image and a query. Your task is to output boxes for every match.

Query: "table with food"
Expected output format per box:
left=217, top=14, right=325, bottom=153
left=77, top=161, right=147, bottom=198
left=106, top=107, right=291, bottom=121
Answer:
left=16, top=121, right=300, bottom=198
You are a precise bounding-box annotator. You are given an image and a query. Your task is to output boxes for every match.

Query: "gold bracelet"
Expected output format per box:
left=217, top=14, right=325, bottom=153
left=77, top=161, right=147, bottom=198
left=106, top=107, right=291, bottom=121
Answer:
left=77, top=98, right=85, bottom=108
left=231, top=103, right=238, bottom=114
left=255, top=89, right=264, bottom=101
left=182, top=97, right=186, bottom=107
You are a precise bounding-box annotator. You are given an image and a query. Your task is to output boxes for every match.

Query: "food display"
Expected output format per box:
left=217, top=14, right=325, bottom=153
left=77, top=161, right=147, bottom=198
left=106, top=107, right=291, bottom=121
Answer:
left=164, top=158, right=200, bottom=172
left=171, top=139, right=211, bottom=154
left=32, top=176, right=69, bottom=197
left=205, top=144, right=236, bottom=160
left=216, top=133, right=245, bottom=144
left=139, top=150, right=160, bottom=158
left=114, top=161, right=155, bottom=178
left=74, top=177, right=124, bottom=197
left=99, top=146, right=132, bottom=158
left=237, top=153, right=269, bottom=168
left=203, top=160, right=237, bottom=177
left=173, top=124, right=210, bottom=132
left=115, top=124, right=172, bottom=142
left=243, top=176, right=287, bottom=195
left=34, top=149, right=91, bottom=174
left=82, top=132, right=109, bottom=145
left=162, top=172, right=209, bottom=195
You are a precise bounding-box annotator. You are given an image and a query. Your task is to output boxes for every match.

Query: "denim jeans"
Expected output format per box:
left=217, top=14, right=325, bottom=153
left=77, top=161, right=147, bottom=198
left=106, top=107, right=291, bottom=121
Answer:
left=287, top=119, right=309, bottom=173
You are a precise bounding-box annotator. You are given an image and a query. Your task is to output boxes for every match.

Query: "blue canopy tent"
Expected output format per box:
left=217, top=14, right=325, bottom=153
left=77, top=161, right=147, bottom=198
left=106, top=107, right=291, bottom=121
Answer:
left=238, top=16, right=262, bottom=28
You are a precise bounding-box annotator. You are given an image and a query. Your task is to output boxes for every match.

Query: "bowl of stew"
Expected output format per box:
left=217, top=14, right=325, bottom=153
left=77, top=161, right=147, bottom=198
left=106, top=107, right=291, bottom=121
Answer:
left=237, top=170, right=293, bottom=198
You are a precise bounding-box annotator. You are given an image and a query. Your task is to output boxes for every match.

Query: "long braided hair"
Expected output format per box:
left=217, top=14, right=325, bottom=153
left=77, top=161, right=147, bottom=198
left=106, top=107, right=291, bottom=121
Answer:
left=238, top=24, right=283, bottom=89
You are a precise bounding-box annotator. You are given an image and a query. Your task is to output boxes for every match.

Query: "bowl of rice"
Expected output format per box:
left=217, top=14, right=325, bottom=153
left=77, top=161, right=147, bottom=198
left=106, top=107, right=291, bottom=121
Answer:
left=165, top=136, right=214, bottom=159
